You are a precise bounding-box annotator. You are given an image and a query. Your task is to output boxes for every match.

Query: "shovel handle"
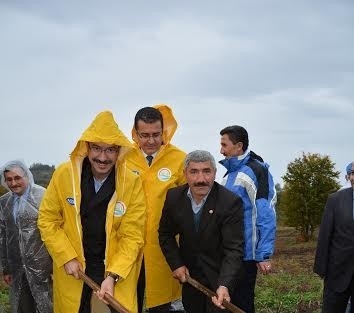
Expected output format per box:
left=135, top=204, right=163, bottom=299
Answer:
left=185, top=275, right=246, bottom=313
left=78, top=270, right=131, bottom=313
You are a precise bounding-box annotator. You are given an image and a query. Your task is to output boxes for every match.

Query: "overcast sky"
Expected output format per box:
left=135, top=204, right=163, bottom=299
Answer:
left=1, top=1, right=353, bottom=186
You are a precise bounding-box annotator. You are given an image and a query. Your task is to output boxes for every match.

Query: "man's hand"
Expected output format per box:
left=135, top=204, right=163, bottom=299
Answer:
left=212, top=286, right=230, bottom=309
left=3, top=274, right=12, bottom=285
left=64, top=259, right=83, bottom=279
left=172, top=266, right=189, bottom=283
left=96, top=276, right=115, bottom=303
left=257, top=260, right=272, bottom=274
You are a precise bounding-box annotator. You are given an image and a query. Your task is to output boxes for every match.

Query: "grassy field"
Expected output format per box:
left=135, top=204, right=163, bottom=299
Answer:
left=0, top=226, right=323, bottom=313
left=255, top=226, right=322, bottom=313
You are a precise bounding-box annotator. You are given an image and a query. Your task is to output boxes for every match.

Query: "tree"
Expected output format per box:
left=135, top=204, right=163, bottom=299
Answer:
left=29, top=163, right=55, bottom=188
left=275, top=183, right=285, bottom=225
left=279, top=152, right=340, bottom=241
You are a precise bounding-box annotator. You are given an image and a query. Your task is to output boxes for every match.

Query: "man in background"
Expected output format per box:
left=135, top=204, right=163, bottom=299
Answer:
left=219, top=125, right=277, bottom=313
left=314, top=161, right=354, bottom=313
left=126, top=105, right=186, bottom=312
left=0, top=160, right=52, bottom=313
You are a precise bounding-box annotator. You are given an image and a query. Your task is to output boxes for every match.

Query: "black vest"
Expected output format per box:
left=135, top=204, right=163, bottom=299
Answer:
left=80, top=158, right=115, bottom=272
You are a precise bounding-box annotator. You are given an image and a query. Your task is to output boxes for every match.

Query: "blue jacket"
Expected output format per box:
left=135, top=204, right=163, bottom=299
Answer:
left=219, top=150, right=277, bottom=261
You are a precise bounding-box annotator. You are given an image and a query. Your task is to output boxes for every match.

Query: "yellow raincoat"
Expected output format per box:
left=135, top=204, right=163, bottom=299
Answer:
left=126, top=104, right=186, bottom=308
left=38, top=111, right=146, bottom=313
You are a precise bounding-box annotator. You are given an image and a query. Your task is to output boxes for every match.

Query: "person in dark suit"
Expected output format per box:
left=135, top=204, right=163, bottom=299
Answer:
left=159, top=150, right=244, bottom=313
left=314, top=161, right=354, bottom=313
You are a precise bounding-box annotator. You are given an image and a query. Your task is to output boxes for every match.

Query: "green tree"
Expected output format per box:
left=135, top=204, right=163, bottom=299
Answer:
left=275, top=183, right=285, bottom=225
left=29, top=163, right=55, bottom=188
left=279, top=152, right=340, bottom=241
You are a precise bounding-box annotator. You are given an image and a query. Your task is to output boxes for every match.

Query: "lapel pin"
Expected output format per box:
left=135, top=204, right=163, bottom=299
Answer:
left=209, top=209, right=214, bottom=214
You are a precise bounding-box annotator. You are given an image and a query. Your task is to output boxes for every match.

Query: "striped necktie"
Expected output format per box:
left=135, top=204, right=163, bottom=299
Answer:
left=146, top=155, right=153, bottom=166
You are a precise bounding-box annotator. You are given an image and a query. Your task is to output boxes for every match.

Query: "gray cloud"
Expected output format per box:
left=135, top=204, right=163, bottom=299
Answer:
left=0, top=0, right=353, bottom=186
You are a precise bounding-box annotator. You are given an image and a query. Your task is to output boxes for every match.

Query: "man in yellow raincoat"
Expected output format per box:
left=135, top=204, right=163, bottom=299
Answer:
left=125, top=105, right=186, bottom=312
left=38, top=111, right=146, bottom=313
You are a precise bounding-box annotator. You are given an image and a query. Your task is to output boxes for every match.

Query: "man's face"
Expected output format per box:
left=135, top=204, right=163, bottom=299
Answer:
left=135, top=120, right=163, bottom=155
left=184, top=160, right=216, bottom=201
left=220, top=134, right=242, bottom=159
left=87, top=142, right=119, bottom=180
left=347, top=165, right=354, bottom=188
left=4, top=167, right=29, bottom=196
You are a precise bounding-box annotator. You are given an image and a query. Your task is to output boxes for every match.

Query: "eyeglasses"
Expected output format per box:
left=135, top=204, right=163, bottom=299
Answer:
left=137, top=132, right=162, bottom=140
left=89, top=144, right=119, bottom=155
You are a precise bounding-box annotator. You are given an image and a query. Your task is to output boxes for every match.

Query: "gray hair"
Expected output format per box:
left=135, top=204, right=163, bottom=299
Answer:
left=184, top=150, right=216, bottom=170
left=0, top=160, right=34, bottom=190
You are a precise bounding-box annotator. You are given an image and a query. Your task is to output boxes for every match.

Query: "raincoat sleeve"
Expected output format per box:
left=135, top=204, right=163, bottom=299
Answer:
left=0, top=202, right=9, bottom=275
left=106, top=171, right=146, bottom=279
left=38, top=168, right=79, bottom=268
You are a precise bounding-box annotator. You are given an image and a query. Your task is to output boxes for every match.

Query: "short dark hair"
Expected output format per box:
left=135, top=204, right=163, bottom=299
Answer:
left=220, top=125, right=249, bottom=151
left=134, top=107, right=164, bottom=130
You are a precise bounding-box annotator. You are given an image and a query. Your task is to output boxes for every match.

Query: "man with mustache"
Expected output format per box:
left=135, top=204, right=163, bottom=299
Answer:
left=38, top=111, right=146, bottom=313
left=0, top=160, right=52, bottom=313
left=159, top=150, right=244, bottom=313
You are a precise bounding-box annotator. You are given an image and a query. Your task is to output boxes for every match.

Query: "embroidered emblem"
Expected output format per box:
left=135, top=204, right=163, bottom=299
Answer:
left=66, top=197, right=75, bottom=205
left=114, top=201, right=126, bottom=217
left=157, top=168, right=172, bottom=182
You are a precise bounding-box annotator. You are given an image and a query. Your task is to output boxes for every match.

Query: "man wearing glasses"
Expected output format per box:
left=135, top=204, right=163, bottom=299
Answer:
left=0, top=160, right=52, bottom=313
left=38, top=111, right=146, bottom=313
left=126, top=105, right=186, bottom=313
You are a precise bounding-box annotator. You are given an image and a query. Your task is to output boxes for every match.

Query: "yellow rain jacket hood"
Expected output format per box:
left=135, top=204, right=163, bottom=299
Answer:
left=127, top=104, right=186, bottom=308
left=38, top=111, right=146, bottom=313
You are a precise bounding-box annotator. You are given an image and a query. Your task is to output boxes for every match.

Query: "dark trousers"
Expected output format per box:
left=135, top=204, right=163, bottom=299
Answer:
left=79, top=263, right=118, bottom=313
left=18, top=274, right=36, bottom=313
left=322, top=277, right=354, bottom=313
left=137, top=259, right=171, bottom=313
left=231, top=261, right=258, bottom=313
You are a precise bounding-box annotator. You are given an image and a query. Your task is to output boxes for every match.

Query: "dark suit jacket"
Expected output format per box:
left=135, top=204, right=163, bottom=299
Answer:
left=158, top=182, right=244, bottom=291
left=314, top=187, right=354, bottom=292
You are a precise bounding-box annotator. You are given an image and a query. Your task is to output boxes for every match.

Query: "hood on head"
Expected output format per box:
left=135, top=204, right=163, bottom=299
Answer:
left=346, top=162, right=354, bottom=175
left=71, top=111, right=132, bottom=160
left=0, top=159, right=34, bottom=191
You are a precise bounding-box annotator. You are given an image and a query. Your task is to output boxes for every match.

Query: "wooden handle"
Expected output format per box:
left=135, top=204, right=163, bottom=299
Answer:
left=78, top=270, right=131, bottom=313
left=185, top=276, right=246, bottom=313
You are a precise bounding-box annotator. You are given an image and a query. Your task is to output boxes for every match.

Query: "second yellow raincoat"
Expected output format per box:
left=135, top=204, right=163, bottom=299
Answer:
left=38, top=111, right=146, bottom=313
left=126, top=104, right=186, bottom=308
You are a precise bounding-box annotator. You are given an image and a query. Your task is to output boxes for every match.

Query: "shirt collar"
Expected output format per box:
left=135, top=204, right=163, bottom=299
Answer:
left=187, top=187, right=210, bottom=206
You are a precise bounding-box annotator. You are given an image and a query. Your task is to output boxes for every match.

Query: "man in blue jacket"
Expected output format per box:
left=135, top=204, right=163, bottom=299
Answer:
left=219, top=125, right=277, bottom=313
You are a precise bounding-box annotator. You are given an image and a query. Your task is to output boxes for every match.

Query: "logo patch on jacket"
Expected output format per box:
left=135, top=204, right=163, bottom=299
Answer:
left=157, top=168, right=172, bottom=182
left=66, top=197, right=75, bottom=205
left=114, top=201, right=126, bottom=217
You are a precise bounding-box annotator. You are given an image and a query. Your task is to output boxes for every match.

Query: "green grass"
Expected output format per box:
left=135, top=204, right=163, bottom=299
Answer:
left=0, top=286, right=10, bottom=313
left=255, top=226, right=322, bottom=313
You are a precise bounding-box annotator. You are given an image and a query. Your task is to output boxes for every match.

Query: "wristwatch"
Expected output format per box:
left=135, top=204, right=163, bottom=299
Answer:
left=107, top=272, right=120, bottom=283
